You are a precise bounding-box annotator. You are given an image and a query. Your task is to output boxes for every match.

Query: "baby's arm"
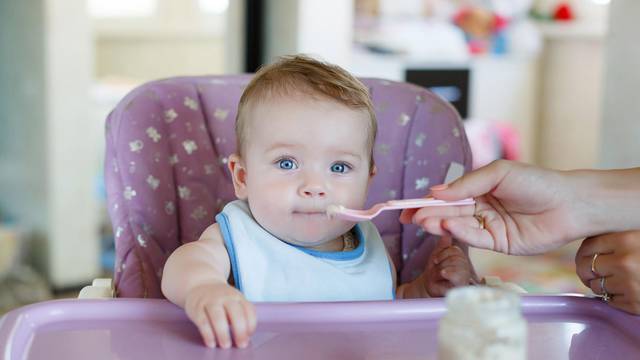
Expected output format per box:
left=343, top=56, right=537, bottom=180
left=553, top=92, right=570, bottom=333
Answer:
left=162, top=224, right=256, bottom=348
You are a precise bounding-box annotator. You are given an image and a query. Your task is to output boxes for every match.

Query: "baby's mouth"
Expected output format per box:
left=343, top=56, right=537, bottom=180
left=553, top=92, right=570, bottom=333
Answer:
left=292, top=210, right=326, bottom=216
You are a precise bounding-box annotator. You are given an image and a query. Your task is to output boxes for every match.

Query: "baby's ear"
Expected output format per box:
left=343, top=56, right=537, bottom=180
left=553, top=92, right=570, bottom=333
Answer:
left=369, top=164, right=377, bottom=179
left=228, top=153, right=248, bottom=199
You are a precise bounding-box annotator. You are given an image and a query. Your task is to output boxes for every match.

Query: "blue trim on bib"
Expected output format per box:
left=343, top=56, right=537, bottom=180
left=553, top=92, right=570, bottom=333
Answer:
left=292, top=224, right=366, bottom=261
left=215, top=213, right=242, bottom=292
left=389, top=261, right=396, bottom=300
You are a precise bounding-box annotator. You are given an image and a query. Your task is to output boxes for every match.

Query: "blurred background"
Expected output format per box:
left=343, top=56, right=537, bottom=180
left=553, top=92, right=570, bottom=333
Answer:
left=1, top=0, right=638, bottom=313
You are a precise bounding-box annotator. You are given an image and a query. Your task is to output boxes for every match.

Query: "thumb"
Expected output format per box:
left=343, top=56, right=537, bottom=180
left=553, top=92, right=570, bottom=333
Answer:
left=430, top=160, right=512, bottom=201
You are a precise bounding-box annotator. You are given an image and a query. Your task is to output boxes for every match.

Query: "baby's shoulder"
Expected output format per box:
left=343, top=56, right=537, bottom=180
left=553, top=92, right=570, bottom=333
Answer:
left=197, top=222, right=224, bottom=246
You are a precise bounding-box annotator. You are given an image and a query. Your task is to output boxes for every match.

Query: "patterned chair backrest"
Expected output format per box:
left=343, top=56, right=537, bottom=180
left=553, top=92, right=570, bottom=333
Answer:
left=105, top=75, right=472, bottom=298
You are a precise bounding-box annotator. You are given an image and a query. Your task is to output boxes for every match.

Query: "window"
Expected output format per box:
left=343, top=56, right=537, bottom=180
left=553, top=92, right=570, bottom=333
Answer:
left=88, top=0, right=157, bottom=18
left=198, top=0, right=229, bottom=15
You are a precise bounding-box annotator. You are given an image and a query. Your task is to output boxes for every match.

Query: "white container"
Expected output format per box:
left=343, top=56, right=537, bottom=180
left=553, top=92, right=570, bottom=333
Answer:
left=438, top=286, right=527, bottom=360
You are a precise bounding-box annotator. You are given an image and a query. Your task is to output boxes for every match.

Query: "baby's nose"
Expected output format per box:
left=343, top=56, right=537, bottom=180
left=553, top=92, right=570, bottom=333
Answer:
left=301, top=186, right=326, bottom=198
left=304, top=189, right=325, bottom=197
left=299, top=177, right=327, bottom=198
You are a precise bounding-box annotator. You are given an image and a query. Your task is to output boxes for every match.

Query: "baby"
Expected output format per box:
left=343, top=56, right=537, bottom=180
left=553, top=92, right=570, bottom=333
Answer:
left=161, top=55, right=475, bottom=349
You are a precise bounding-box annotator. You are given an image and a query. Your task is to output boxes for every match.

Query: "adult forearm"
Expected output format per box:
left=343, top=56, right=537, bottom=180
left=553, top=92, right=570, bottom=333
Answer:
left=567, top=167, right=640, bottom=239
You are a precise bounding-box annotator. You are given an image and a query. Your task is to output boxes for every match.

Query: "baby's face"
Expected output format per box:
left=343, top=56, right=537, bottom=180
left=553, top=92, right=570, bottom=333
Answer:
left=231, top=95, right=374, bottom=247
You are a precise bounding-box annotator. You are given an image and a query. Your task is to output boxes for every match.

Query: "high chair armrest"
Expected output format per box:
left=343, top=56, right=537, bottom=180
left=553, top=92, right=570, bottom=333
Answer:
left=78, top=278, right=114, bottom=299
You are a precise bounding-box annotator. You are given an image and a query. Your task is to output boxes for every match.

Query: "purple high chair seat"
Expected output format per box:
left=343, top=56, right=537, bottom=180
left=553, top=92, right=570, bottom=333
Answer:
left=105, top=75, right=472, bottom=298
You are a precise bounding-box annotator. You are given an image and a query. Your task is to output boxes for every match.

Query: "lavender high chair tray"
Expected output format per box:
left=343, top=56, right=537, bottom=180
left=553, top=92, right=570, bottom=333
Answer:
left=1, top=296, right=639, bottom=359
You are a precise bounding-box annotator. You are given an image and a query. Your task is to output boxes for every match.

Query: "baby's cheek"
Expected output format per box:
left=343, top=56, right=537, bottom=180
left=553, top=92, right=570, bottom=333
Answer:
left=265, top=214, right=289, bottom=230
left=337, top=187, right=368, bottom=209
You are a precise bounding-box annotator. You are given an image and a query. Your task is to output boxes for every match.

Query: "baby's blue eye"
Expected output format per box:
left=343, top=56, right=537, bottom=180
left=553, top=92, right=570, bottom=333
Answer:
left=278, top=159, right=297, bottom=170
left=331, top=162, right=350, bottom=173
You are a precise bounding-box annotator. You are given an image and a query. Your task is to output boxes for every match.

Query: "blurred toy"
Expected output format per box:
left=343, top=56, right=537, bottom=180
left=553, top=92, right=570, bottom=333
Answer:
left=464, top=118, right=521, bottom=169
left=553, top=2, right=574, bottom=21
left=453, top=6, right=508, bottom=54
left=532, top=0, right=576, bottom=21
left=447, top=0, right=538, bottom=55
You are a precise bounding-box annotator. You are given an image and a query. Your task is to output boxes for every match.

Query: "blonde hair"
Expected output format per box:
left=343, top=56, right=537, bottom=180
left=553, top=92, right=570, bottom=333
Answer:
left=235, top=54, right=377, bottom=169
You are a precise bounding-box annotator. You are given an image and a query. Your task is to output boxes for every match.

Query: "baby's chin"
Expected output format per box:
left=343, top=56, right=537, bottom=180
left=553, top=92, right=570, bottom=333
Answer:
left=276, top=232, right=339, bottom=248
left=269, top=227, right=346, bottom=248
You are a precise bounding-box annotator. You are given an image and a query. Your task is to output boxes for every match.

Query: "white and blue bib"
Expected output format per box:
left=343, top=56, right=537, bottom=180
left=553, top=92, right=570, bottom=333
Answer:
left=215, top=200, right=394, bottom=302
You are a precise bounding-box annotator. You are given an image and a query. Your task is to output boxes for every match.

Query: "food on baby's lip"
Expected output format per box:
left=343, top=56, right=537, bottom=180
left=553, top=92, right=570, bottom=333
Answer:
left=325, top=204, right=345, bottom=219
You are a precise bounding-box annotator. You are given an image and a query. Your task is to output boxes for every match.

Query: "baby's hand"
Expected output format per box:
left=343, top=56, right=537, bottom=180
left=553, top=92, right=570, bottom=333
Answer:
left=184, top=283, right=257, bottom=349
left=425, top=235, right=473, bottom=297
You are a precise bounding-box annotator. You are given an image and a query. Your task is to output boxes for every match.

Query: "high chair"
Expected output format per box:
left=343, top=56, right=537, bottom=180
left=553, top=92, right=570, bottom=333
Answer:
left=98, top=75, right=475, bottom=298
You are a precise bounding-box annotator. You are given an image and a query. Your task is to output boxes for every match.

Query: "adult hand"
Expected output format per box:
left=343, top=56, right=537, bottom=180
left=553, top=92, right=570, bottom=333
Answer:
left=575, top=231, right=640, bottom=315
left=401, top=160, right=640, bottom=255
left=401, top=160, right=581, bottom=255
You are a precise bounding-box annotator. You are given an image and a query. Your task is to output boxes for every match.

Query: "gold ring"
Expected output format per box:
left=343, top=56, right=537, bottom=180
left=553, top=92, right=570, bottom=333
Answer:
left=591, top=253, right=600, bottom=277
left=473, top=214, right=485, bottom=230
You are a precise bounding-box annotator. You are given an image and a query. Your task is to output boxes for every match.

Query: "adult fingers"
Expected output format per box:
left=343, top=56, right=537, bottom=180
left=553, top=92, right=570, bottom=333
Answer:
left=589, top=275, right=624, bottom=296
left=430, top=160, right=513, bottom=201
left=576, top=235, right=617, bottom=259
left=411, top=205, right=475, bottom=225
left=399, top=208, right=418, bottom=224
left=415, top=216, right=480, bottom=238
left=442, top=217, right=498, bottom=252
left=415, top=216, right=449, bottom=236
left=607, top=294, right=640, bottom=315
left=575, top=252, right=616, bottom=285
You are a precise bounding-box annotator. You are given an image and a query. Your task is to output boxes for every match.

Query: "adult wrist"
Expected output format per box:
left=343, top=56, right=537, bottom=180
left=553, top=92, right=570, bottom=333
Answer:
left=565, top=168, right=640, bottom=239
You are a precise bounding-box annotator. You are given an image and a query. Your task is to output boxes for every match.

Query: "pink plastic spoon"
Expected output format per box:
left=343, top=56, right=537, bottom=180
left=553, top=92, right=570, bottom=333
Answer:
left=326, top=197, right=475, bottom=222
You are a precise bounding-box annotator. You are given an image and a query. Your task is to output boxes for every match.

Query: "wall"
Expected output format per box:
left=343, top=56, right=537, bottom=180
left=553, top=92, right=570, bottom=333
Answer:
left=45, top=0, right=100, bottom=288
left=93, top=0, right=228, bottom=81
left=470, top=56, right=540, bottom=164
left=599, top=0, right=640, bottom=169
left=0, top=1, right=48, bottom=231
left=537, top=28, right=605, bottom=170
left=95, top=36, right=225, bottom=81
left=0, top=0, right=100, bottom=288
left=264, top=0, right=354, bottom=67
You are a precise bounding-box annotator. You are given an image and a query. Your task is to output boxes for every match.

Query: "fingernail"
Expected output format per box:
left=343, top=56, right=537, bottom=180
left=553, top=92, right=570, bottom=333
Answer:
left=206, top=341, right=215, bottom=348
left=430, top=184, right=449, bottom=191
